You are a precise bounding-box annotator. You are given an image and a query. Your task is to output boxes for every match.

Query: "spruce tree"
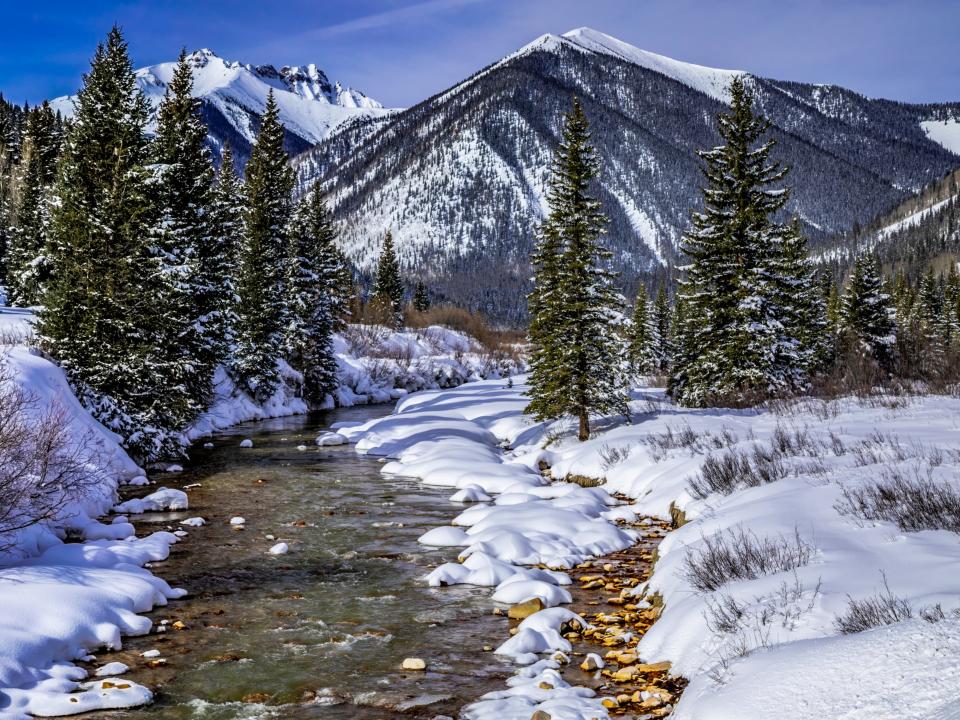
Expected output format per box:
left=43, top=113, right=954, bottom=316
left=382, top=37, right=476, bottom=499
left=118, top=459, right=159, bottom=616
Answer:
left=233, top=91, right=294, bottom=401
left=413, top=279, right=430, bottom=312
left=152, top=49, right=221, bottom=420
left=8, top=102, right=58, bottom=305
left=652, top=286, right=672, bottom=372
left=284, top=190, right=341, bottom=406
left=38, top=27, right=176, bottom=459
left=209, top=142, right=243, bottom=345
left=628, top=285, right=657, bottom=376
left=670, top=76, right=806, bottom=406
left=525, top=98, right=628, bottom=441
left=373, top=230, right=403, bottom=328
left=841, top=254, right=895, bottom=369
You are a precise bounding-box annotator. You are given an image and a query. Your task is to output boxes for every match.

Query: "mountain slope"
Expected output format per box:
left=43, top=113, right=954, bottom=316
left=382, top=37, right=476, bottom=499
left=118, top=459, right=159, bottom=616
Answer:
left=51, top=49, right=394, bottom=168
left=294, top=27, right=960, bottom=323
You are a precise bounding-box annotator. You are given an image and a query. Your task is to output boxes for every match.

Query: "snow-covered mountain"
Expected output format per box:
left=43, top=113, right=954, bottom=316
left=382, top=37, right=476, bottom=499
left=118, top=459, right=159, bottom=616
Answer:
left=294, top=27, right=960, bottom=323
left=51, top=48, right=394, bottom=168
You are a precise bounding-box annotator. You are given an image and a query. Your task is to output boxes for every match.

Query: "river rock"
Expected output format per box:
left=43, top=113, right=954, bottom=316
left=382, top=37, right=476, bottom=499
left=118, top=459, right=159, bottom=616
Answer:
left=95, top=662, right=129, bottom=677
left=401, top=657, right=427, bottom=670
left=508, top=597, right=545, bottom=620
left=230, top=516, right=246, bottom=526
left=531, top=711, right=552, bottom=720
left=316, top=432, right=348, bottom=446
left=269, top=542, right=289, bottom=556
left=580, top=653, right=604, bottom=671
left=240, top=439, right=253, bottom=448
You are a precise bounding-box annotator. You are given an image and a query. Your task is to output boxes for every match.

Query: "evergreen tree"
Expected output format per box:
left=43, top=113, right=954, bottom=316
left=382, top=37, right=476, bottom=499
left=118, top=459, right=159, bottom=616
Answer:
left=8, top=102, right=58, bottom=305
left=628, top=285, right=657, bottom=375
left=209, top=142, right=243, bottom=345
left=841, top=254, right=895, bottom=369
left=778, top=219, right=829, bottom=371
left=670, top=76, right=807, bottom=406
left=152, top=49, right=221, bottom=420
left=233, top=91, right=294, bottom=401
left=284, top=190, right=341, bottom=405
left=38, top=27, right=176, bottom=459
left=525, top=98, right=628, bottom=441
left=413, top=279, right=430, bottom=312
left=373, top=230, right=403, bottom=328
left=652, top=285, right=672, bottom=372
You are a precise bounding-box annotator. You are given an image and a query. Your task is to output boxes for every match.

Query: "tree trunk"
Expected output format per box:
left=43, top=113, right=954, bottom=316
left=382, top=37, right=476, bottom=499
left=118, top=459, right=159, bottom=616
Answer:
left=578, top=410, right=589, bottom=441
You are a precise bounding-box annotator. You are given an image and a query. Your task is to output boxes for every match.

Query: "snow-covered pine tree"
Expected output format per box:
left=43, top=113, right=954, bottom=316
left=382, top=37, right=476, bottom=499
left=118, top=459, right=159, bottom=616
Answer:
left=670, top=76, right=806, bottom=407
left=841, top=254, right=895, bottom=369
left=152, top=49, right=220, bottom=421
left=373, top=230, right=404, bottom=329
left=233, top=91, right=294, bottom=401
left=413, top=280, right=430, bottom=312
left=38, top=27, right=177, bottom=459
left=209, top=142, right=243, bottom=348
left=652, top=285, right=672, bottom=372
left=628, top=284, right=657, bottom=376
left=916, top=270, right=947, bottom=376
left=778, top=218, right=829, bottom=372
left=8, top=102, right=58, bottom=306
left=524, top=97, right=628, bottom=441
left=284, top=190, right=340, bottom=406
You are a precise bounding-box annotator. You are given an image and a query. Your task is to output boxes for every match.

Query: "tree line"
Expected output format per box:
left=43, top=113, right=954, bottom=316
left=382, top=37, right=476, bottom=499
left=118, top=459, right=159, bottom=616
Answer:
left=3, top=28, right=423, bottom=460
left=526, top=77, right=960, bottom=439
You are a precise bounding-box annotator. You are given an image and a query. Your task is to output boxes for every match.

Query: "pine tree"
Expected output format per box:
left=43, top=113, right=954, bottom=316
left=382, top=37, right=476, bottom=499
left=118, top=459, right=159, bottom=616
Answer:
left=652, top=285, right=672, bottom=372
left=670, top=76, right=806, bottom=406
left=373, top=230, right=403, bottom=328
left=152, top=49, right=221, bottom=420
left=916, top=270, right=947, bottom=375
left=38, top=27, right=176, bottom=459
left=778, top=218, right=829, bottom=372
left=233, top=91, right=294, bottom=401
left=8, top=102, right=58, bottom=305
left=284, top=190, right=341, bottom=406
left=841, top=254, right=895, bottom=369
left=525, top=98, right=628, bottom=441
left=628, top=285, right=657, bottom=375
left=413, top=279, right=430, bottom=312
left=209, top=142, right=243, bottom=345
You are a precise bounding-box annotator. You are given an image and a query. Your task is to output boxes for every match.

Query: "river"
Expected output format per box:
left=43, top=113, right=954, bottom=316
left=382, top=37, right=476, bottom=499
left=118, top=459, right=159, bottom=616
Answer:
left=93, top=405, right=513, bottom=719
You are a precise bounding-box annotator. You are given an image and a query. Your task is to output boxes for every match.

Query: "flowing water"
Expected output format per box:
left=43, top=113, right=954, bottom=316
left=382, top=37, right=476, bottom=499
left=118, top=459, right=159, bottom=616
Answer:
left=93, top=406, right=512, bottom=719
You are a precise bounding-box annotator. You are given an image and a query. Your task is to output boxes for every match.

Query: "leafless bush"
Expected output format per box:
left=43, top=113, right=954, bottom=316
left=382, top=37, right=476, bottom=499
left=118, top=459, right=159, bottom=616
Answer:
left=0, top=368, right=100, bottom=551
left=836, top=466, right=960, bottom=533
left=834, top=573, right=913, bottom=634
left=0, top=324, right=36, bottom=347
left=342, top=324, right=390, bottom=356
left=598, top=442, right=633, bottom=471
left=688, top=444, right=789, bottom=499
left=683, top=527, right=815, bottom=593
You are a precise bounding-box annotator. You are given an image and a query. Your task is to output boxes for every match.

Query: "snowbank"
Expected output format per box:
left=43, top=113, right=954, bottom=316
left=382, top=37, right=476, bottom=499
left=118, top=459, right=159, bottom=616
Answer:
left=344, top=377, right=960, bottom=718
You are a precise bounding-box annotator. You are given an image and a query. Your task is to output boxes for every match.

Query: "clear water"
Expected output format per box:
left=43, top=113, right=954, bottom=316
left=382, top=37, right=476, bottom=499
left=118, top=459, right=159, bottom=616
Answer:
left=93, top=406, right=512, bottom=719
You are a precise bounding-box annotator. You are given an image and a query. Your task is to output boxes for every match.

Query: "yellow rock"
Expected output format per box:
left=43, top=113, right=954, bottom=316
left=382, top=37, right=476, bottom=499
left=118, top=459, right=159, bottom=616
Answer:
left=601, top=698, right=619, bottom=709
left=172, top=620, right=187, bottom=630
left=612, top=667, right=637, bottom=682
left=508, top=597, right=545, bottom=620
left=538, top=681, right=554, bottom=690
left=634, top=661, right=672, bottom=674
left=401, top=657, right=427, bottom=671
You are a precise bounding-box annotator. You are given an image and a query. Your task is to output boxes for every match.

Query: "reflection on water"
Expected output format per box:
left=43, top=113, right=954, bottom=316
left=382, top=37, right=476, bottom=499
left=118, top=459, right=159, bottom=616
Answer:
left=94, top=405, right=511, bottom=719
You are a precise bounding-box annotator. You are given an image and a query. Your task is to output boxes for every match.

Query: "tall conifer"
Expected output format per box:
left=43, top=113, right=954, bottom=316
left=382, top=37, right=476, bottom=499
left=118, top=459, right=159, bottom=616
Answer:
left=525, top=98, right=628, bottom=440
left=233, top=91, right=294, bottom=400
left=373, top=230, right=404, bottom=328
left=841, top=254, right=895, bottom=369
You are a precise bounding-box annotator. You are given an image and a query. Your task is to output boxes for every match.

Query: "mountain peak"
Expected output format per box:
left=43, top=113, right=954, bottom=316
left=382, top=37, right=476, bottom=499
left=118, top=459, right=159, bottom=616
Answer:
left=559, top=27, right=742, bottom=102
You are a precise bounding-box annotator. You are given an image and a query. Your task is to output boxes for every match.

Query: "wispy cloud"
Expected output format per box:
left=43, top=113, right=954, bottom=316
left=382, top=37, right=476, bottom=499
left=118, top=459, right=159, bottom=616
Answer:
left=307, top=0, right=484, bottom=37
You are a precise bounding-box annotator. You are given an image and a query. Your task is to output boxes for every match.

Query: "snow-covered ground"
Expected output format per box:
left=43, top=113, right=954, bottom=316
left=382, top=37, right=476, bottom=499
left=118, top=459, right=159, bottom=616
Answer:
left=0, top=310, right=518, bottom=718
left=336, top=378, right=960, bottom=719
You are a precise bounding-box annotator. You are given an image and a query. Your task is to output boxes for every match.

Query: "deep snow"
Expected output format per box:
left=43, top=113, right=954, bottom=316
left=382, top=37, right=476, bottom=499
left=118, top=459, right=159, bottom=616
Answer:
left=337, top=378, right=960, bottom=719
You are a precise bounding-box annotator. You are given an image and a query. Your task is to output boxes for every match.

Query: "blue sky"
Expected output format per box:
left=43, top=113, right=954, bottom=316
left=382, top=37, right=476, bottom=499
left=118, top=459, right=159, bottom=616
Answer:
left=1, top=0, right=957, bottom=107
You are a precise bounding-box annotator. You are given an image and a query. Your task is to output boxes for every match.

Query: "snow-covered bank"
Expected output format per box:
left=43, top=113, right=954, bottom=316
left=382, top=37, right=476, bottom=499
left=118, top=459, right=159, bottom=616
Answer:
left=0, top=347, right=184, bottom=718
left=336, top=378, right=960, bottom=719
left=187, top=323, right=521, bottom=439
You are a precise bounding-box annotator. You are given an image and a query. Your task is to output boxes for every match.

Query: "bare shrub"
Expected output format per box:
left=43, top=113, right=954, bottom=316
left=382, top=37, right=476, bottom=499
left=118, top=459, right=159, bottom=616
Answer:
left=834, top=574, right=913, bottom=634
left=0, top=324, right=36, bottom=347
left=599, top=443, right=633, bottom=471
left=406, top=304, right=525, bottom=359
left=683, top=527, right=815, bottom=593
left=688, top=444, right=789, bottom=499
left=0, top=368, right=100, bottom=550
left=836, top=466, right=960, bottom=533
left=342, top=324, right=390, bottom=356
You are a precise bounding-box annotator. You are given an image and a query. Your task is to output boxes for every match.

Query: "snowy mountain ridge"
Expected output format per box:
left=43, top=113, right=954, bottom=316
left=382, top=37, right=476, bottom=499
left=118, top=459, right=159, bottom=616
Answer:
left=51, top=48, right=394, bottom=167
left=294, top=27, right=960, bottom=322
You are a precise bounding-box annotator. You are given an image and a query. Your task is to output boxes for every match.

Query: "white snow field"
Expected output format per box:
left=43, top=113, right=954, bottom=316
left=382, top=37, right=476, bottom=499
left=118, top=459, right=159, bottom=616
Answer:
left=0, top=309, right=518, bottom=718
left=338, top=378, right=960, bottom=720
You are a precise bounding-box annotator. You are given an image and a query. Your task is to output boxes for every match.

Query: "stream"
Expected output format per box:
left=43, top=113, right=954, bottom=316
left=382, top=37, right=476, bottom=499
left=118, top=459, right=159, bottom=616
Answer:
left=92, top=405, right=513, bottom=719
